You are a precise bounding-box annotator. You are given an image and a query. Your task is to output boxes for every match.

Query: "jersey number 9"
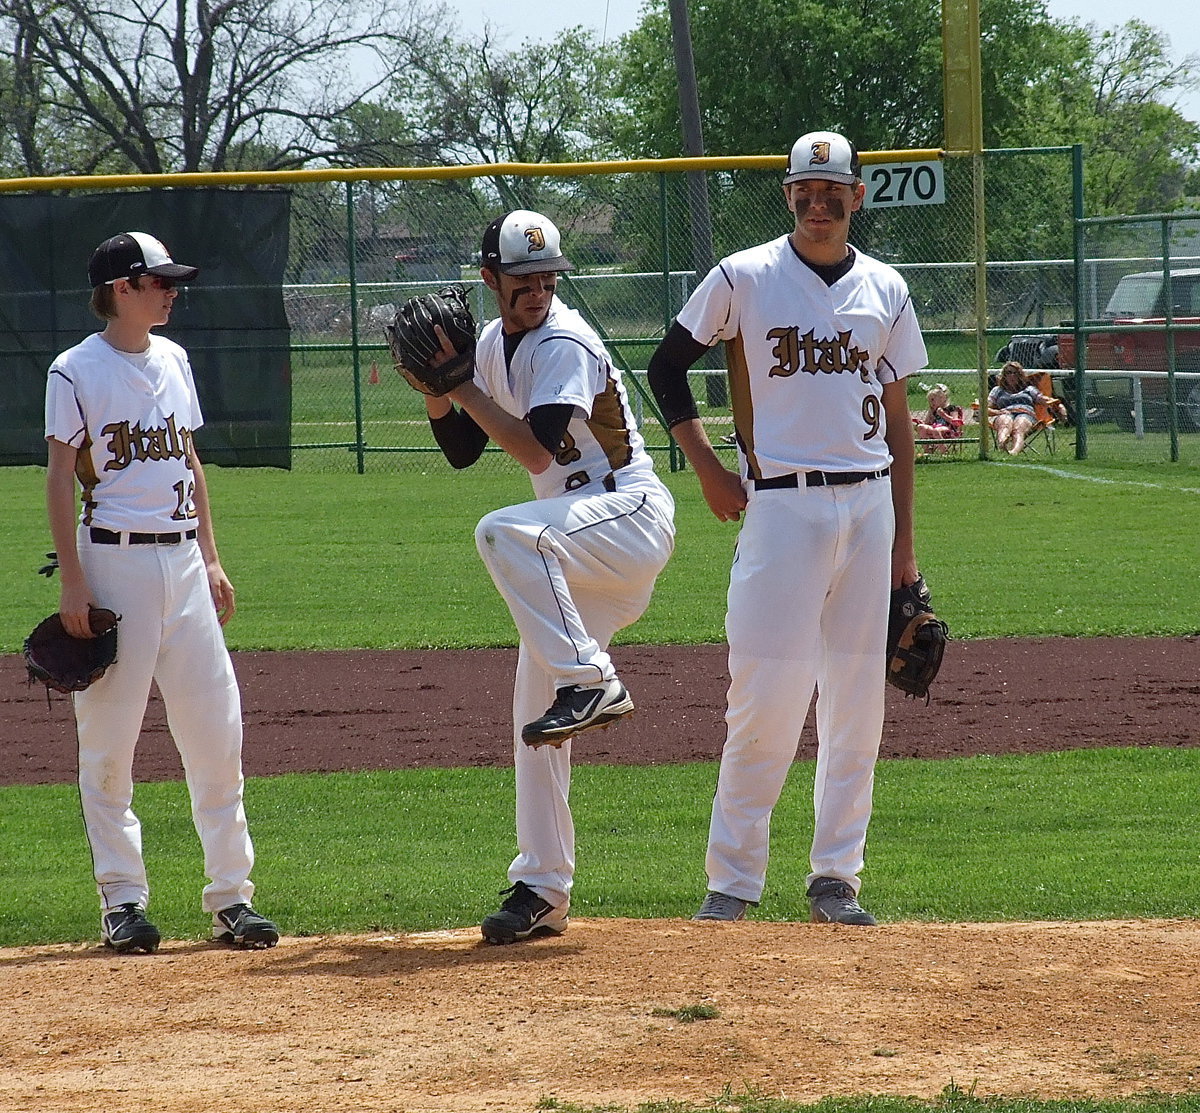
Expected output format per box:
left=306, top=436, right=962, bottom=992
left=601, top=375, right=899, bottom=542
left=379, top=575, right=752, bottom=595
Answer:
left=861, top=396, right=881, bottom=441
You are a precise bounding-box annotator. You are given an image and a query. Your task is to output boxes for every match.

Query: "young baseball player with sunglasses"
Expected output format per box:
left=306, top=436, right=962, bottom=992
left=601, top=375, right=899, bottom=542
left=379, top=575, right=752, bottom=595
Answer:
left=414, top=210, right=676, bottom=943
left=44, top=232, right=278, bottom=953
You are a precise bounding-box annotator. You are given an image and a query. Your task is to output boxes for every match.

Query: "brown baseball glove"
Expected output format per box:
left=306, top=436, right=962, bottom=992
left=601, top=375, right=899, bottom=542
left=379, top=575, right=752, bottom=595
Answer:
left=885, top=575, right=948, bottom=701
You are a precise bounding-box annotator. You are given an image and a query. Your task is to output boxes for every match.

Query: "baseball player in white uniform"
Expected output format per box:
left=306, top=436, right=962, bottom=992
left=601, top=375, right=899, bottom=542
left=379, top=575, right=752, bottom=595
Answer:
left=647, top=132, right=928, bottom=925
left=44, top=232, right=278, bottom=952
left=418, top=210, right=675, bottom=944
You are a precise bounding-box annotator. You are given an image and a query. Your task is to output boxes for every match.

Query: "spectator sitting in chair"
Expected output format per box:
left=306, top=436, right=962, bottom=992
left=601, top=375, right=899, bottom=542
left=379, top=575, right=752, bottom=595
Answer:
left=987, top=360, right=1062, bottom=455
left=912, top=383, right=964, bottom=446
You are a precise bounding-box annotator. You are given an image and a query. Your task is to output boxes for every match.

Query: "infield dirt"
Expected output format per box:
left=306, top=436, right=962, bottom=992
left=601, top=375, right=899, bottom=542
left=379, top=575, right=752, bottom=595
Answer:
left=3, top=637, right=1199, bottom=1111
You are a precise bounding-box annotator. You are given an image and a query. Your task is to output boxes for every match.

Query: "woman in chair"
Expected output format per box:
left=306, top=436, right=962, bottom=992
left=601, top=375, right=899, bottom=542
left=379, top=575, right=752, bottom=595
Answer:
left=987, top=361, right=1058, bottom=455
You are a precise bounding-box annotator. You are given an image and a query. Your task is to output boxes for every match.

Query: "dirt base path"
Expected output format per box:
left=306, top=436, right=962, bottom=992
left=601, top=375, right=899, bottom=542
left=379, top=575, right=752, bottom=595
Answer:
left=4, top=637, right=1199, bottom=786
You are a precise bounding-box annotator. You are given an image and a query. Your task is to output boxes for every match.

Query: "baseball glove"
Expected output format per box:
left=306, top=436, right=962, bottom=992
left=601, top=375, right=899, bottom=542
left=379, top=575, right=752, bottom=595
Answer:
left=23, top=607, right=120, bottom=696
left=385, top=283, right=477, bottom=397
left=885, top=574, right=948, bottom=701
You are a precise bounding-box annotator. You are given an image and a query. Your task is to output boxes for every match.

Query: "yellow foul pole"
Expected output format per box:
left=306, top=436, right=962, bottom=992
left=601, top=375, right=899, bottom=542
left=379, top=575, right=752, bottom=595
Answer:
left=942, top=0, right=989, bottom=456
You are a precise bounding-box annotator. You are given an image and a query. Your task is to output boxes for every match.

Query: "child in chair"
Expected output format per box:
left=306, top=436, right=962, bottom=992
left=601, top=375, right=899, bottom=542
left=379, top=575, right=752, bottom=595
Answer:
left=913, top=383, right=964, bottom=446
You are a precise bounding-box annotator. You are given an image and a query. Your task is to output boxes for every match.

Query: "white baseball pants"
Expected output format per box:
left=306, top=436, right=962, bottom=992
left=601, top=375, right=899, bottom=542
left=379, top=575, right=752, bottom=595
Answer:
left=74, top=531, right=255, bottom=914
left=705, top=477, right=895, bottom=903
left=475, top=483, right=675, bottom=906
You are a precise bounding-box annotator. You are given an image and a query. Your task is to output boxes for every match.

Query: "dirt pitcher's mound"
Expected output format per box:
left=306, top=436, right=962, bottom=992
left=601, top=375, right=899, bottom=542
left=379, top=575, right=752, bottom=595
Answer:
left=3, top=918, right=1199, bottom=1112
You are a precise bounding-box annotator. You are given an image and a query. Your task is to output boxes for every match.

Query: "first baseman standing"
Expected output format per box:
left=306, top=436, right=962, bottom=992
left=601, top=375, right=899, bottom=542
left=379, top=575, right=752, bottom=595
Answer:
left=647, top=131, right=928, bottom=925
left=416, top=210, right=676, bottom=944
left=44, top=232, right=278, bottom=952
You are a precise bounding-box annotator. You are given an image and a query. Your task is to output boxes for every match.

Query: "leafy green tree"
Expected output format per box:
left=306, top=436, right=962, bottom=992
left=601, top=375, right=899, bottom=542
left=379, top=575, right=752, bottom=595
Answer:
left=1071, top=20, right=1200, bottom=215
left=615, top=0, right=951, bottom=157
left=612, top=0, right=1095, bottom=270
left=612, top=0, right=1200, bottom=309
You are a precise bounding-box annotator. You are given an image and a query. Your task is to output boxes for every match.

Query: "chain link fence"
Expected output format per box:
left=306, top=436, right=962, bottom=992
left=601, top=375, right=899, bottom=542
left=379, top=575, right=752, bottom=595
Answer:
left=1066, top=214, right=1200, bottom=466
left=282, top=150, right=1054, bottom=473
left=19, top=148, right=1199, bottom=471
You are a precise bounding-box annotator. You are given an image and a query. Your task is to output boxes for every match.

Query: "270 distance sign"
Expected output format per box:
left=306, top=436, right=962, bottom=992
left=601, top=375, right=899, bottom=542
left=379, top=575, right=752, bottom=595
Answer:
left=861, top=160, right=944, bottom=209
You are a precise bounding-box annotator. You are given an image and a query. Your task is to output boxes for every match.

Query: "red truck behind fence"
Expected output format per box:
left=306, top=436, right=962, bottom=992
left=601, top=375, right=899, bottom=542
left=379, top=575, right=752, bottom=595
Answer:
left=998, top=268, right=1200, bottom=432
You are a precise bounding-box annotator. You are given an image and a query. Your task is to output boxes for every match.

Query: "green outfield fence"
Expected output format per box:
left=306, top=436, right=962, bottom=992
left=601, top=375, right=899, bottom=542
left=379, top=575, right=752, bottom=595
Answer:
left=2, top=148, right=1197, bottom=471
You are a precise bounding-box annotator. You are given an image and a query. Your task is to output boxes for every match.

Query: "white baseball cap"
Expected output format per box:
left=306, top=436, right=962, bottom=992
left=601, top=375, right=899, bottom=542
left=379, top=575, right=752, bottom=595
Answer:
left=783, top=131, right=861, bottom=186
left=481, top=210, right=573, bottom=276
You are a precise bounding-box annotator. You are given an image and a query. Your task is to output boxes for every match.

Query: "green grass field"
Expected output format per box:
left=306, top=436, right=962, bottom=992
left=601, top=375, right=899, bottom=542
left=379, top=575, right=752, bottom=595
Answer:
left=3, top=454, right=1199, bottom=939
left=3, top=746, right=1196, bottom=947
left=4, top=455, right=1199, bottom=651
left=536, top=1091, right=1200, bottom=1113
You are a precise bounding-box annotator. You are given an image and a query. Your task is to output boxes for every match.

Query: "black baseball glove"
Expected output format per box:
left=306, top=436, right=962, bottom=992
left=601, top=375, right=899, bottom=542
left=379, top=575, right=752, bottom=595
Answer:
left=24, top=607, right=120, bottom=696
left=385, top=283, right=477, bottom=397
left=885, top=574, right=948, bottom=701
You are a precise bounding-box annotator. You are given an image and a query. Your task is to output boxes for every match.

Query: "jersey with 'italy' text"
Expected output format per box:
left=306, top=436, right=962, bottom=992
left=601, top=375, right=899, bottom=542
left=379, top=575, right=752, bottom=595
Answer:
left=677, top=236, right=928, bottom=479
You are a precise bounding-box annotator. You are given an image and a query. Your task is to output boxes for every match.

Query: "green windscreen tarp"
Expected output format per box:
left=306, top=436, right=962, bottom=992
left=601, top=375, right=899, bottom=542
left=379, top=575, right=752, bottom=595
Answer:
left=0, top=187, right=292, bottom=469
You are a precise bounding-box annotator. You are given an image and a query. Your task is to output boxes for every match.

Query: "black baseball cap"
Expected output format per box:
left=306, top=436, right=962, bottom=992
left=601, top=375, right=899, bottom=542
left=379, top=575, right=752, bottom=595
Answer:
left=88, top=232, right=200, bottom=288
left=480, top=210, right=572, bottom=275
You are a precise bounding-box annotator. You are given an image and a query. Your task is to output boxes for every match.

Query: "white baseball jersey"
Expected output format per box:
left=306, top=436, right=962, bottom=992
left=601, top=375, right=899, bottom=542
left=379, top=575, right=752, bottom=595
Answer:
left=473, top=296, right=659, bottom=498
left=677, top=236, right=928, bottom=477
left=45, top=332, right=203, bottom=532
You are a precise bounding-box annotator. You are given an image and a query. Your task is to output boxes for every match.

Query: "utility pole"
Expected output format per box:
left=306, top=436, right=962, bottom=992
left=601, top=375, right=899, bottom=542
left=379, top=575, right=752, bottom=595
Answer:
left=667, top=0, right=724, bottom=404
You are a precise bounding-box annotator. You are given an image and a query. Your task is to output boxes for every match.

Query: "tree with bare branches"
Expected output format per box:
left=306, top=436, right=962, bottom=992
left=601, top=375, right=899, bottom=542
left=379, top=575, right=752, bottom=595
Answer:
left=0, top=0, right=444, bottom=175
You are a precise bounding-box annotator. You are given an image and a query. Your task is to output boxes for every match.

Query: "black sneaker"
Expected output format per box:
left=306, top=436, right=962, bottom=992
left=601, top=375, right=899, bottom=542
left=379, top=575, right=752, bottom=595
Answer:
left=101, top=903, right=161, bottom=954
left=520, top=679, right=634, bottom=748
left=692, top=891, right=752, bottom=921
left=213, top=903, right=280, bottom=948
left=807, top=876, right=877, bottom=926
left=480, top=881, right=569, bottom=945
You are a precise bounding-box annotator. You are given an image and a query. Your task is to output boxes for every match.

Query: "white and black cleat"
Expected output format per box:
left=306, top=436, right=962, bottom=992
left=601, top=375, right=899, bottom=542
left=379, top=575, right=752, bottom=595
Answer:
left=213, top=903, right=280, bottom=948
left=520, top=679, right=634, bottom=748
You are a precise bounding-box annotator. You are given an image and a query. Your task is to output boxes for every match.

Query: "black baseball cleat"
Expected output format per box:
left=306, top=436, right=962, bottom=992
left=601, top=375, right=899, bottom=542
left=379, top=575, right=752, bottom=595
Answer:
left=692, top=891, right=753, bottom=921
left=213, top=903, right=280, bottom=948
left=520, top=679, right=634, bottom=748
left=101, top=902, right=161, bottom=954
left=480, top=881, right=569, bottom=945
left=807, top=876, right=877, bottom=926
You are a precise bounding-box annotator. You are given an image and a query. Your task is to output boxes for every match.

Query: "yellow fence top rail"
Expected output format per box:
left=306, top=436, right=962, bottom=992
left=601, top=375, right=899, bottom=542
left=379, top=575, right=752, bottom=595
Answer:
left=0, top=151, right=945, bottom=194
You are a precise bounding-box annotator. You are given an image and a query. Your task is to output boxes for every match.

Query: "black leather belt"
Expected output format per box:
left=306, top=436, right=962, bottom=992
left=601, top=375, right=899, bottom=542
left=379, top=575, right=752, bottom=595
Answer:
left=753, top=468, right=890, bottom=490
left=90, top=527, right=197, bottom=545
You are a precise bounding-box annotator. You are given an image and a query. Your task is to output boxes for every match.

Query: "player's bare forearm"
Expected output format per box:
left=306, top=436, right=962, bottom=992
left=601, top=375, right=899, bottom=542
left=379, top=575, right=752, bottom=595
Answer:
left=189, top=449, right=236, bottom=625
left=670, top=418, right=747, bottom=522
left=449, top=381, right=553, bottom=474
left=882, top=381, right=918, bottom=587
left=424, top=394, right=453, bottom=420
left=46, top=438, right=96, bottom=637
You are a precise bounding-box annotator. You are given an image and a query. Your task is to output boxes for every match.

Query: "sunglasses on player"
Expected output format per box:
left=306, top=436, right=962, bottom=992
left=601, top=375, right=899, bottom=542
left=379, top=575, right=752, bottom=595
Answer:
left=106, top=274, right=178, bottom=290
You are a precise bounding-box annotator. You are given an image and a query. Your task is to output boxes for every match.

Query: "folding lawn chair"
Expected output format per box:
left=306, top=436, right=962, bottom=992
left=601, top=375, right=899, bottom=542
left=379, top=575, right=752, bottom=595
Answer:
left=1021, top=371, right=1060, bottom=456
